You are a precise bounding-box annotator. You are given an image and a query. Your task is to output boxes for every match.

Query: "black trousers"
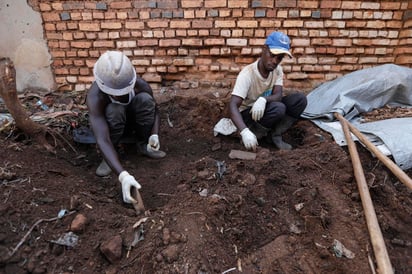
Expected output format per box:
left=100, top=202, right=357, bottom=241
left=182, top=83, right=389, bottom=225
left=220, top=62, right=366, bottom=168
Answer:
left=105, top=92, right=155, bottom=145
left=241, top=93, right=307, bottom=130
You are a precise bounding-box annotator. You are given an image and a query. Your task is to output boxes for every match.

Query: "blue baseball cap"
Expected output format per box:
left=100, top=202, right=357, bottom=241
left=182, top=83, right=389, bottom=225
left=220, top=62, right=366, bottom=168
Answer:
left=265, top=31, right=293, bottom=58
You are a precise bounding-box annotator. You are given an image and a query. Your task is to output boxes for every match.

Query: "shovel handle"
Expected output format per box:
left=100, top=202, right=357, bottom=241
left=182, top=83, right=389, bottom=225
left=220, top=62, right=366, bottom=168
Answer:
left=334, top=113, right=412, bottom=191
left=335, top=113, right=394, bottom=274
left=131, top=187, right=145, bottom=215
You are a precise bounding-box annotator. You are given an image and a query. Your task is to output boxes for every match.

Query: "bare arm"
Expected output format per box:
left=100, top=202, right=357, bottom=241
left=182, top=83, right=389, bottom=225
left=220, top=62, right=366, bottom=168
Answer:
left=229, top=95, right=247, bottom=132
left=86, top=82, right=124, bottom=176
left=264, top=85, right=283, bottom=102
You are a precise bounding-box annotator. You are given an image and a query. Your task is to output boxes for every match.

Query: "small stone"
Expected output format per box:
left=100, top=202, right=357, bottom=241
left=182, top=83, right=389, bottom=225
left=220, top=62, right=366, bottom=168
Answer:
left=170, top=232, right=181, bottom=244
left=255, top=197, right=266, bottom=207
left=211, top=143, right=221, bottom=151
left=100, top=235, right=123, bottom=264
left=161, top=245, right=180, bottom=263
left=228, top=149, right=256, bottom=160
left=155, top=253, right=163, bottom=262
left=70, top=214, right=88, bottom=233
left=162, top=228, right=170, bottom=245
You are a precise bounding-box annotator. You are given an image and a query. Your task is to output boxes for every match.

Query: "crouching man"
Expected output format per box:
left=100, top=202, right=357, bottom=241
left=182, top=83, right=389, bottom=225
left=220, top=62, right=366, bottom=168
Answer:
left=229, top=31, right=307, bottom=151
left=87, top=51, right=165, bottom=204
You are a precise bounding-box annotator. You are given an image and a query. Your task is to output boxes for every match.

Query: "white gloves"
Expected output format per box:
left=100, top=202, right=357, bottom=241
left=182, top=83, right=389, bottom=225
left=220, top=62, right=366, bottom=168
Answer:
left=240, top=128, right=258, bottom=151
left=118, top=171, right=141, bottom=204
left=147, top=134, right=160, bottom=153
left=250, top=97, right=267, bottom=121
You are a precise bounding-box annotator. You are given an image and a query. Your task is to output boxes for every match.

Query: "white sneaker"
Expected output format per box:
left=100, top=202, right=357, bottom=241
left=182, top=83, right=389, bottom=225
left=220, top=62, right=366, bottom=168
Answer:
left=96, top=159, right=112, bottom=176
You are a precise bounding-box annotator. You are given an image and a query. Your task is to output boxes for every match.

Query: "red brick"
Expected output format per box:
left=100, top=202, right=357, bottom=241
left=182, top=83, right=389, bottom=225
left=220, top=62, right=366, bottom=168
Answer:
left=71, top=41, right=92, bottom=48
left=170, top=21, right=191, bottom=28
left=298, top=1, right=319, bottom=8
left=283, top=20, right=304, bottom=27
left=275, top=0, right=297, bottom=8
left=101, top=22, right=122, bottom=29
left=110, top=1, right=132, bottom=9
left=126, top=21, right=144, bottom=29
left=44, top=23, right=56, bottom=31
left=137, top=39, right=159, bottom=47
left=228, top=0, right=248, bottom=8
left=159, top=39, right=181, bottom=47
left=320, top=1, right=341, bottom=8
left=173, top=58, right=194, bottom=66
left=205, top=0, right=227, bottom=8
left=204, top=38, right=225, bottom=46
left=182, top=39, right=203, bottom=46
left=237, top=20, right=258, bottom=28
left=192, top=20, right=213, bottom=28
left=46, top=32, right=63, bottom=39
left=42, top=12, right=60, bottom=22
left=181, top=0, right=203, bottom=8
left=395, top=56, right=412, bottom=64
left=215, top=20, right=236, bottom=28
left=39, top=3, right=51, bottom=11
left=147, top=21, right=168, bottom=28
left=79, top=23, right=100, bottom=31
left=93, top=41, right=115, bottom=48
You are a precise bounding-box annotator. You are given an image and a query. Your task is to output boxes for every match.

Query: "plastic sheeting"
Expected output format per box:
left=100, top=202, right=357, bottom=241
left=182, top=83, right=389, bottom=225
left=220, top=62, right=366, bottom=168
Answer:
left=301, top=64, right=412, bottom=170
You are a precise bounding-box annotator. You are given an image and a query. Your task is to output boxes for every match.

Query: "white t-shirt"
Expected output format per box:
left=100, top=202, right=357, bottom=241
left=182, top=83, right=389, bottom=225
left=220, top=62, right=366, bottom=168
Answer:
left=232, top=59, right=283, bottom=111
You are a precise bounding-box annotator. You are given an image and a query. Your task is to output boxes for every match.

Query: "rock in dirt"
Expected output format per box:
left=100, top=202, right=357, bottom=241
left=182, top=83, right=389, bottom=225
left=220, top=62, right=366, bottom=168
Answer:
left=229, top=149, right=256, bottom=160
left=0, top=245, right=10, bottom=263
left=100, top=235, right=123, bottom=264
left=162, top=228, right=171, bottom=245
left=161, top=244, right=180, bottom=263
left=70, top=213, right=88, bottom=233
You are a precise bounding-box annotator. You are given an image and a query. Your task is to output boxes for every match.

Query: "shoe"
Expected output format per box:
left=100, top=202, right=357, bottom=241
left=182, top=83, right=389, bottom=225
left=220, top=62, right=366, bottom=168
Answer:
left=270, top=115, right=296, bottom=150
left=138, top=144, right=166, bottom=159
left=271, top=135, right=293, bottom=150
left=96, top=159, right=112, bottom=176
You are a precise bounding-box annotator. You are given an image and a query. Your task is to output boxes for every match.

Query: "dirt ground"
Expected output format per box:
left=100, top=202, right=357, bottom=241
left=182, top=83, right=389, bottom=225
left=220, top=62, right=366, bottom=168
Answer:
left=0, top=89, right=411, bottom=274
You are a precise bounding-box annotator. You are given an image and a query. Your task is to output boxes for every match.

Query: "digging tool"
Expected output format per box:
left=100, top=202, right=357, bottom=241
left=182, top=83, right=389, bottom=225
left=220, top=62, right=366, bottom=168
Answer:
left=334, top=113, right=412, bottom=191
left=335, top=113, right=394, bottom=274
left=131, top=187, right=145, bottom=215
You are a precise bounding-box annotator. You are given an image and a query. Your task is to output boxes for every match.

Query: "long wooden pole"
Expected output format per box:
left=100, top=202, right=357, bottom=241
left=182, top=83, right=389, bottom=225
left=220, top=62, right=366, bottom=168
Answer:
left=334, top=113, right=412, bottom=191
left=335, top=113, right=393, bottom=274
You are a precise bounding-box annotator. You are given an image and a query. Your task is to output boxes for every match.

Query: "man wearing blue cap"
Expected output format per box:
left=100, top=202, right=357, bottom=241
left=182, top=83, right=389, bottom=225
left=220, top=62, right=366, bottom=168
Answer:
left=228, top=31, right=307, bottom=151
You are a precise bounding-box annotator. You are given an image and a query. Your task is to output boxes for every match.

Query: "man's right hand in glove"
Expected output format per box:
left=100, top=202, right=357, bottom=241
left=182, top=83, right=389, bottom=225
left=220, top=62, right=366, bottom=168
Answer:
left=240, top=128, right=258, bottom=151
left=118, top=171, right=142, bottom=204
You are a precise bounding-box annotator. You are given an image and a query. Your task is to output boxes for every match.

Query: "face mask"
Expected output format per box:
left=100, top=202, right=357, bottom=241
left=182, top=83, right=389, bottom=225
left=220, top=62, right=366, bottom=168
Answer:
left=109, top=89, right=135, bottom=105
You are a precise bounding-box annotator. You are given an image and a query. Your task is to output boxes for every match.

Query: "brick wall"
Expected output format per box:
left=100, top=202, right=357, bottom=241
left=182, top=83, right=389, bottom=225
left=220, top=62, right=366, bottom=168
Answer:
left=36, top=0, right=412, bottom=93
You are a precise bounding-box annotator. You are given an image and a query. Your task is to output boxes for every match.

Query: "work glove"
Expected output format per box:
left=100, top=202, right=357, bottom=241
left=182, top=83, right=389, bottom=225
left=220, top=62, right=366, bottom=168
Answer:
left=240, top=128, right=258, bottom=151
left=250, top=97, right=267, bottom=121
left=118, top=171, right=141, bottom=204
left=147, top=134, right=160, bottom=153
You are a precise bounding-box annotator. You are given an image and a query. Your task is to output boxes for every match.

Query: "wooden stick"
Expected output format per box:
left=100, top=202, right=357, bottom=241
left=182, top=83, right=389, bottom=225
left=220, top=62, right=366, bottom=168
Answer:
left=335, top=113, right=393, bottom=274
left=8, top=210, right=76, bottom=258
left=131, top=187, right=145, bottom=215
left=335, top=113, right=412, bottom=191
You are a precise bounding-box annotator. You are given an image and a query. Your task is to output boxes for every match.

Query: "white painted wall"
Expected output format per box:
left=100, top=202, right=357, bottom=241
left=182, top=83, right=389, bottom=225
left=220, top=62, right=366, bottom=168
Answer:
left=0, top=0, right=55, bottom=92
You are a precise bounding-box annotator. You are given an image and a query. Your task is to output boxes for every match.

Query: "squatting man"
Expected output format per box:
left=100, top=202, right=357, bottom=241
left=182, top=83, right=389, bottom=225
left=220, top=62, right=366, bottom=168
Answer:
left=87, top=51, right=166, bottom=204
left=220, top=31, right=307, bottom=151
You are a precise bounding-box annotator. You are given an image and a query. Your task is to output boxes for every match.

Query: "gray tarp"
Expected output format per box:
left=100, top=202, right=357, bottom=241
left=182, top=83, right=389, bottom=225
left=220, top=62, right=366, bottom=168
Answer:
left=301, top=64, right=412, bottom=170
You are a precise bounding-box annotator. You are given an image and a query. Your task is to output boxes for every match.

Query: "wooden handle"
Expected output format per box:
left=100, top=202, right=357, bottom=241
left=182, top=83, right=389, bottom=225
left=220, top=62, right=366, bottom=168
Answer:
left=131, top=187, right=145, bottom=215
left=335, top=113, right=393, bottom=274
left=334, top=113, right=412, bottom=191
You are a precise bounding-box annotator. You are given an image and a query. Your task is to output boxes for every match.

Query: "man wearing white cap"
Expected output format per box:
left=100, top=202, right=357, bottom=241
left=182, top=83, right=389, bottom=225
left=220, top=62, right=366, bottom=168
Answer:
left=87, top=51, right=165, bottom=204
left=228, top=31, right=307, bottom=151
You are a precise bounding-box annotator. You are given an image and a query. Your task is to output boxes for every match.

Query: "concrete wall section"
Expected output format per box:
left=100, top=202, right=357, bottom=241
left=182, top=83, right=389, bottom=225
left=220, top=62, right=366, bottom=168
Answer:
left=0, top=0, right=55, bottom=92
